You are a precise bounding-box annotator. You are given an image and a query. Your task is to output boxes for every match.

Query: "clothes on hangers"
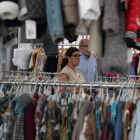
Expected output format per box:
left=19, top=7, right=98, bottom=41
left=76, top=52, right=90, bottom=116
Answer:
left=0, top=79, right=140, bottom=140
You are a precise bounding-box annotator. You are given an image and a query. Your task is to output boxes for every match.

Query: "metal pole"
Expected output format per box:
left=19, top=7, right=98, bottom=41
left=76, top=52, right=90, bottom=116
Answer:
left=0, top=80, right=140, bottom=88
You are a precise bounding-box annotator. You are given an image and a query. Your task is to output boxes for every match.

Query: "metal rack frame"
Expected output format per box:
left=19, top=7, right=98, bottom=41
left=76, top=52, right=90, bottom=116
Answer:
left=3, top=71, right=60, bottom=75
left=0, top=80, right=140, bottom=88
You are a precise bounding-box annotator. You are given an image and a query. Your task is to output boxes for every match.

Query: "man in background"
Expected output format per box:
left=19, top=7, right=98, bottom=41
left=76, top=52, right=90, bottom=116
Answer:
left=76, top=39, right=99, bottom=94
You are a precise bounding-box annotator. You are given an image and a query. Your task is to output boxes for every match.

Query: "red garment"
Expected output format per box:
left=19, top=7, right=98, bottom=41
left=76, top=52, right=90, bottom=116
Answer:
left=129, top=103, right=135, bottom=120
left=106, top=73, right=118, bottom=77
left=34, top=93, right=39, bottom=100
left=24, top=100, right=37, bottom=140
left=125, top=0, right=140, bottom=49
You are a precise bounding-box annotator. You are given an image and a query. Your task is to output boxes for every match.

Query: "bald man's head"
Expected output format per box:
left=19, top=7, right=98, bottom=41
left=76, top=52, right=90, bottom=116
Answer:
left=79, top=39, right=90, bottom=55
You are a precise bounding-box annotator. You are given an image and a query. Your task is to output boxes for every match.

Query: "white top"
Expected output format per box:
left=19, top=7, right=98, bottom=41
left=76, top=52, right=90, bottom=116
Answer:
left=76, top=0, right=101, bottom=35
left=13, top=48, right=34, bottom=70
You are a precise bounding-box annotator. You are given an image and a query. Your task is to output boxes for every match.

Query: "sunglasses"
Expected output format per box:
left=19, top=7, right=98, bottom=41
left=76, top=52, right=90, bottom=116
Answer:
left=70, top=54, right=82, bottom=58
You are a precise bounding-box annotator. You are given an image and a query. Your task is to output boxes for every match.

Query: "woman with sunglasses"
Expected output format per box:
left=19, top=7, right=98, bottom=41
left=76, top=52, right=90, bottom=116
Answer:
left=59, top=47, right=87, bottom=94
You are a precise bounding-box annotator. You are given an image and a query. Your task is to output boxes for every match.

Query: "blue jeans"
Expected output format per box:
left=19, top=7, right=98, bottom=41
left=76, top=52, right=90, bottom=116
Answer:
left=45, top=0, right=64, bottom=44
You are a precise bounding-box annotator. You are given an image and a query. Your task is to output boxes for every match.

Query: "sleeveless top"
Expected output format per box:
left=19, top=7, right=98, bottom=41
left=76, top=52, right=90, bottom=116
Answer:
left=60, top=66, right=85, bottom=83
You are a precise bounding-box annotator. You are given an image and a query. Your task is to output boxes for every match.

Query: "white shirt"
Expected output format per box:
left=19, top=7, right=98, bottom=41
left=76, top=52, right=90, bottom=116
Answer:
left=76, top=0, right=101, bottom=35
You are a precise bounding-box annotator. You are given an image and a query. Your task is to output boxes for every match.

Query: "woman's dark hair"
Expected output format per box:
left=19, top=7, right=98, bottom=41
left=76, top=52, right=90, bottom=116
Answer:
left=61, top=47, right=80, bottom=70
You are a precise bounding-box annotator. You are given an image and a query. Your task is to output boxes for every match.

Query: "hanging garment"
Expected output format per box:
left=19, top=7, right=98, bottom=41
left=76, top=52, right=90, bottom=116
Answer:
left=103, top=105, right=112, bottom=140
left=111, top=101, right=118, bottom=125
left=45, top=0, right=64, bottom=43
left=114, top=101, right=125, bottom=140
left=123, top=101, right=131, bottom=140
left=44, top=56, right=58, bottom=73
left=18, top=0, right=28, bottom=21
left=76, top=0, right=101, bottom=35
left=130, top=63, right=136, bottom=75
left=45, top=101, right=56, bottom=140
left=53, top=103, right=61, bottom=140
left=79, top=114, right=90, bottom=140
left=128, top=109, right=136, bottom=140
left=95, top=99, right=102, bottom=140
left=88, top=17, right=103, bottom=58
left=72, top=101, right=91, bottom=140
left=61, top=0, right=79, bottom=41
left=101, top=0, right=129, bottom=75
left=24, top=99, right=37, bottom=140
left=59, top=107, right=68, bottom=140
left=72, top=101, right=79, bottom=125
left=42, top=31, right=59, bottom=56
left=68, top=102, right=73, bottom=140
left=137, top=56, right=140, bottom=74
left=133, top=53, right=140, bottom=75
left=11, top=94, right=32, bottom=140
left=102, top=100, right=108, bottom=132
left=26, top=0, right=46, bottom=23
left=0, top=100, right=16, bottom=140
left=134, top=100, right=140, bottom=140
left=85, top=106, right=97, bottom=140
left=0, top=93, right=15, bottom=125
left=129, top=103, right=135, bottom=121
left=34, top=52, right=47, bottom=72
left=57, top=52, right=64, bottom=73
left=0, top=0, right=19, bottom=20
left=125, top=0, right=140, bottom=49
left=12, top=48, right=34, bottom=70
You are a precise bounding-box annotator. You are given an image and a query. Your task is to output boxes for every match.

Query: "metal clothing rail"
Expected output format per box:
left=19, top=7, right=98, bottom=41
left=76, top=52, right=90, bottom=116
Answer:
left=0, top=80, right=140, bottom=88
left=20, top=43, right=43, bottom=46
left=3, top=71, right=60, bottom=75
left=59, top=44, right=80, bottom=46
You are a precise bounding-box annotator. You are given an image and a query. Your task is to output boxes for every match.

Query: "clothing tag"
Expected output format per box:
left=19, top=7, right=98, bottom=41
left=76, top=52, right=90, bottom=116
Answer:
left=25, top=19, right=36, bottom=39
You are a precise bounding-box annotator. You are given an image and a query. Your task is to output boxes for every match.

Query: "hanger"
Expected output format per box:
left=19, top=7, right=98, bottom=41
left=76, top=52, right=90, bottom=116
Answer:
left=98, top=81, right=102, bottom=99
left=125, top=81, right=131, bottom=102
left=120, top=82, right=125, bottom=102
left=29, top=80, right=35, bottom=98
left=68, top=81, right=72, bottom=104
left=15, top=79, right=20, bottom=97
left=133, top=82, right=138, bottom=104
left=117, top=82, right=122, bottom=102
left=72, top=81, right=77, bottom=101
left=78, top=81, right=85, bottom=102
left=38, top=80, right=43, bottom=97
left=109, top=83, right=116, bottom=105
left=105, top=81, right=109, bottom=102
left=33, top=80, right=39, bottom=95
left=7, top=79, right=14, bottom=97
left=52, top=80, right=59, bottom=101
left=18, top=79, right=24, bottom=96
left=100, top=82, right=105, bottom=102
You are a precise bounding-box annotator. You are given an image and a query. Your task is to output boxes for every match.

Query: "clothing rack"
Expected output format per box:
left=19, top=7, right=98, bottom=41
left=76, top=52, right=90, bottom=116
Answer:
left=3, top=71, right=60, bottom=75
left=0, top=80, right=140, bottom=88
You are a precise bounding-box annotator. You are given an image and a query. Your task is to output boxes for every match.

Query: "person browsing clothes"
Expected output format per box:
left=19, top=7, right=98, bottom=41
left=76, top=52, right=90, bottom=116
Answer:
left=76, top=39, right=99, bottom=94
left=59, top=47, right=88, bottom=94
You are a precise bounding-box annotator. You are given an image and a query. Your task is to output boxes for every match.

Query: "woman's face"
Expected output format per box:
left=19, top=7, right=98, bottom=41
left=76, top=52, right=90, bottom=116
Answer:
left=67, top=51, right=81, bottom=66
